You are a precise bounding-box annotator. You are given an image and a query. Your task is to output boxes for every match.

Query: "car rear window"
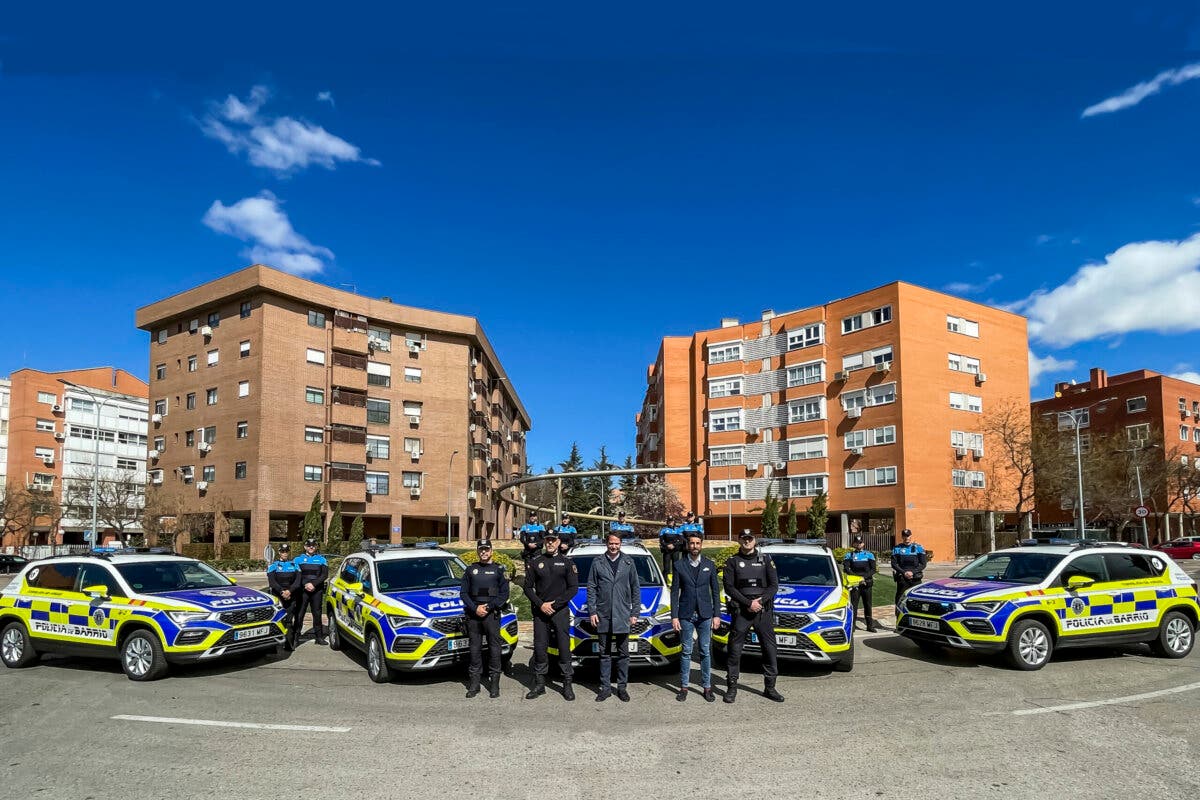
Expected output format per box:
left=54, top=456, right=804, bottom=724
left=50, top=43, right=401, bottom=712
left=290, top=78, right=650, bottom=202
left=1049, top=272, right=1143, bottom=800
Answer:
left=27, top=562, right=79, bottom=590
left=1103, top=553, right=1159, bottom=581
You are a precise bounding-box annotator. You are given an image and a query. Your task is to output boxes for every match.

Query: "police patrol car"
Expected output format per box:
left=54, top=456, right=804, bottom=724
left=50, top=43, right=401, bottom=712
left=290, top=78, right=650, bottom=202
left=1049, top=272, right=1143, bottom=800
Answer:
left=897, top=540, right=1200, bottom=670
left=712, top=540, right=862, bottom=671
left=0, top=548, right=287, bottom=681
left=325, top=543, right=518, bottom=682
left=559, top=538, right=682, bottom=667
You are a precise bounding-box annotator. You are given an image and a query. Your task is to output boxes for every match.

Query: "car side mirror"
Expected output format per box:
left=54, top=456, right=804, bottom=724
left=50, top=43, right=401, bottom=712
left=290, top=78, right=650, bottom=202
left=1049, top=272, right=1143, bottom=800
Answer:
left=1066, top=575, right=1095, bottom=590
left=843, top=574, right=864, bottom=589
left=361, top=580, right=373, bottom=595
left=227, top=577, right=238, bottom=585
left=82, top=584, right=110, bottom=600
left=345, top=581, right=364, bottom=595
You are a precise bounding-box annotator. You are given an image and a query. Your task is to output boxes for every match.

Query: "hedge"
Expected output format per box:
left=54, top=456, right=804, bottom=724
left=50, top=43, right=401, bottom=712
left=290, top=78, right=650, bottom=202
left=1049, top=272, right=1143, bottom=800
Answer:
left=460, top=549, right=518, bottom=577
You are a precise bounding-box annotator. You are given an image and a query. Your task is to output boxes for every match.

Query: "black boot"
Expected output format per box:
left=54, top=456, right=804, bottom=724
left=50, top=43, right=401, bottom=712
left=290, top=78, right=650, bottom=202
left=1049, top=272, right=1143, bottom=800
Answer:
left=488, top=673, right=500, bottom=698
left=466, top=677, right=481, bottom=699
left=315, top=629, right=328, bottom=646
left=525, top=676, right=546, bottom=699
left=562, top=679, right=575, bottom=702
left=763, top=679, right=785, bottom=703
left=724, top=678, right=738, bottom=704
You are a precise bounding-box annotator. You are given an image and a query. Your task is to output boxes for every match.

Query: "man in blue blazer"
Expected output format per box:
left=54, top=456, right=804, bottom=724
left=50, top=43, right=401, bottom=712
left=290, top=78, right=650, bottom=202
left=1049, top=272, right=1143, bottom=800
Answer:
left=669, top=530, right=722, bottom=702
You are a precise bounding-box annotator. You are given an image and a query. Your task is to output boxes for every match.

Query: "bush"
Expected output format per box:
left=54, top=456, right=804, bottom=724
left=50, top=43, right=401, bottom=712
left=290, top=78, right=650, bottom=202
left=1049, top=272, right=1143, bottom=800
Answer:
left=460, top=549, right=517, bottom=578
left=708, top=545, right=741, bottom=570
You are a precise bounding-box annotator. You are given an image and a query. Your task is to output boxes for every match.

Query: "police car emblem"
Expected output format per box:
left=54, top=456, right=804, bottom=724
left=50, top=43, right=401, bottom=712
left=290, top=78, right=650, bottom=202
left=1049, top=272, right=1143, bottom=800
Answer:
left=91, top=608, right=107, bottom=627
left=26, top=567, right=40, bottom=583
left=199, top=589, right=237, bottom=598
left=1070, top=598, right=1085, bottom=615
left=429, top=589, right=459, bottom=599
left=775, top=586, right=795, bottom=596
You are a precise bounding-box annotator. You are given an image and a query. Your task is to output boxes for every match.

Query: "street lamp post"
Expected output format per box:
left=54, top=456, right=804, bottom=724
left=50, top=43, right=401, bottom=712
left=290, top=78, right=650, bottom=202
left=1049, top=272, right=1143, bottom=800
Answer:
left=1121, top=442, right=1159, bottom=548
left=447, top=449, right=458, bottom=544
left=58, top=379, right=105, bottom=547
left=727, top=461, right=734, bottom=541
left=1045, top=396, right=1117, bottom=539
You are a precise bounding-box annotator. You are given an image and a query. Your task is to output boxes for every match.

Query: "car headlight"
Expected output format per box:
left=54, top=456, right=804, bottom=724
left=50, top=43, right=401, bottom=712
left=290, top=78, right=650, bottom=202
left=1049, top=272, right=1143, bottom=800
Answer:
left=814, top=606, right=848, bottom=622
left=963, top=601, right=1003, bottom=614
left=167, top=610, right=211, bottom=624
left=386, top=615, right=427, bottom=629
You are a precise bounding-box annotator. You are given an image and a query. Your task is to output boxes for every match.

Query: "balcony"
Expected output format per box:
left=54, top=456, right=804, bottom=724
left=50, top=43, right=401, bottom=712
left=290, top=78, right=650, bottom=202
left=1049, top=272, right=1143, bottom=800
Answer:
left=331, top=441, right=366, bottom=464
left=331, top=403, right=366, bottom=427
left=332, top=327, right=368, bottom=355
left=329, top=481, right=367, bottom=504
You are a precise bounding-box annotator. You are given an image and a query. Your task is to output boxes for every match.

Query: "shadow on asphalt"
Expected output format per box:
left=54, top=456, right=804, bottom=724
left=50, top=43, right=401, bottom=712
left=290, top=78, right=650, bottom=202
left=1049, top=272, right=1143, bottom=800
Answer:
left=862, top=631, right=1153, bottom=670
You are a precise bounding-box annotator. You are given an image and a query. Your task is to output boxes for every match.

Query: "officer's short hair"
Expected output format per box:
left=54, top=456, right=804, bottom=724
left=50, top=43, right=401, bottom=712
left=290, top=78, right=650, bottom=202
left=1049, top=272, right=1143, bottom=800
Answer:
left=686, top=532, right=703, bottom=542
left=901, top=529, right=912, bottom=537
left=605, top=531, right=622, bottom=543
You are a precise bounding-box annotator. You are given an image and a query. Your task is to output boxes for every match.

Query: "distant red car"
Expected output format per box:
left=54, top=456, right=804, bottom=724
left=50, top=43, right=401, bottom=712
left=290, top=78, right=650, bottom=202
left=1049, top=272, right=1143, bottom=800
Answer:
left=1155, top=537, right=1200, bottom=561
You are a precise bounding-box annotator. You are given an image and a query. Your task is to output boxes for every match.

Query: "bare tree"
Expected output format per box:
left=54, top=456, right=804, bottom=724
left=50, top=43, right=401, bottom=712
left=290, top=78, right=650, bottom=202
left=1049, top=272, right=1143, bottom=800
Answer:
left=62, top=466, right=145, bottom=546
left=981, top=398, right=1048, bottom=534
left=0, top=485, right=37, bottom=549
left=626, top=475, right=684, bottom=534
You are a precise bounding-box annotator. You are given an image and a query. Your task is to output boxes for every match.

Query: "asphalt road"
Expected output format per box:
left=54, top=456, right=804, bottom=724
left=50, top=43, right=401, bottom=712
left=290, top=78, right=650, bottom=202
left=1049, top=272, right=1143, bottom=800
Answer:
left=3, top=621, right=1199, bottom=799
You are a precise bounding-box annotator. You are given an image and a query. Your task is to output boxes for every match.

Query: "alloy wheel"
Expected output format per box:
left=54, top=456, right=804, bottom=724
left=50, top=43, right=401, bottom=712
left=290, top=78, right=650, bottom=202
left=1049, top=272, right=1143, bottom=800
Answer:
left=1018, top=626, right=1049, bottom=666
left=1165, top=617, right=1193, bottom=654
left=1, top=628, right=23, bottom=664
left=124, top=637, right=153, bottom=677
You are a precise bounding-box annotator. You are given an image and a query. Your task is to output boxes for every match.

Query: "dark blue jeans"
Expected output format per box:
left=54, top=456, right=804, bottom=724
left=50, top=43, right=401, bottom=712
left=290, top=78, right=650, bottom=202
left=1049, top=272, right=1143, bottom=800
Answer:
left=679, top=614, right=712, bottom=688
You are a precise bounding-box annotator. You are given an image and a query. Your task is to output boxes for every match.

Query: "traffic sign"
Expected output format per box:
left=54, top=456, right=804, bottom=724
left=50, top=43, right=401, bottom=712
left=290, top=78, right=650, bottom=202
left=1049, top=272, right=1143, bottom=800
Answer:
left=392, top=526, right=402, bottom=533
left=1134, top=505, right=1150, bottom=519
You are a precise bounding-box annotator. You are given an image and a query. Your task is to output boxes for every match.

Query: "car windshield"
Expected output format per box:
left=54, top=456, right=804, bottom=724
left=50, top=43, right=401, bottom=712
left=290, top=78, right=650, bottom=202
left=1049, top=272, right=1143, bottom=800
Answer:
left=116, top=560, right=232, bottom=594
left=376, top=557, right=466, bottom=592
left=952, top=552, right=1067, bottom=585
left=572, top=554, right=663, bottom=587
left=771, top=553, right=838, bottom=586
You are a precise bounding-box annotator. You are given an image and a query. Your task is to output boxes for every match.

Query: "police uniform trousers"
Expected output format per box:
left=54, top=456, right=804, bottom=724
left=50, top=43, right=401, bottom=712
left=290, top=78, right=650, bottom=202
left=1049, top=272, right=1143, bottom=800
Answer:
left=726, top=605, right=778, bottom=684
left=661, top=549, right=682, bottom=581
left=465, top=609, right=503, bottom=680
left=894, top=574, right=920, bottom=606
left=298, top=587, right=325, bottom=637
left=531, top=607, right=573, bottom=679
left=273, top=591, right=303, bottom=639
left=851, top=582, right=874, bottom=625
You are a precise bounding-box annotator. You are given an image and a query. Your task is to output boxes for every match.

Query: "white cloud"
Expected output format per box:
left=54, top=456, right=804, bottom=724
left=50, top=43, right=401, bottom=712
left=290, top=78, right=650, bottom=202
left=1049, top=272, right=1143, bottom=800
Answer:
left=200, top=85, right=377, bottom=175
left=1036, top=234, right=1054, bottom=245
left=316, top=91, right=335, bottom=108
left=1030, top=352, right=1077, bottom=386
left=1016, top=231, right=1200, bottom=347
left=1172, top=371, right=1200, bottom=385
left=1082, top=62, right=1200, bottom=117
left=202, top=192, right=333, bottom=276
left=943, top=273, right=1002, bottom=295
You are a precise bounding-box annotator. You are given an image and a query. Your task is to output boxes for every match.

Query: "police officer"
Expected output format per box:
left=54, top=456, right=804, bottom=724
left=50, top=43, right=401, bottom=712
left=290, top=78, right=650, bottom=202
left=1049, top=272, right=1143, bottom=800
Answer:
left=266, top=543, right=302, bottom=649
left=518, top=511, right=546, bottom=569
left=460, top=539, right=510, bottom=699
left=842, top=536, right=878, bottom=632
left=523, top=530, right=578, bottom=701
left=891, top=528, right=926, bottom=605
left=678, top=511, right=704, bottom=540
left=294, top=537, right=329, bottom=645
left=609, top=510, right=636, bottom=539
left=658, top=515, right=684, bottom=582
left=554, top=514, right=577, bottom=555
left=723, top=529, right=784, bottom=703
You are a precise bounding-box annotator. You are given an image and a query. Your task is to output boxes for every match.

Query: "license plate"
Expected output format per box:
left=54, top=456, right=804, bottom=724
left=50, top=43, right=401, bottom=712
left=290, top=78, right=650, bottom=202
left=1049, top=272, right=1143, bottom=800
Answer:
left=448, top=638, right=470, bottom=651
left=777, top=634, right=798, bottom=646
left=233, top=625, right=271, bottom=641
left=908, top=616, right=940, bottom=632
left=590, top=639, right=642, bottom=653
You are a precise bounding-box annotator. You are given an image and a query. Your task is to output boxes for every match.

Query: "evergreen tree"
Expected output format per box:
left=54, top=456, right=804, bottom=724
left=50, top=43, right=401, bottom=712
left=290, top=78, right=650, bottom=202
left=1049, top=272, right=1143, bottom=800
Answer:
left=806, top=492, right=830, bottom=539
left=761, top=484, right=781, bottom=539
left=581, top=446, right=615, bottom=537
left=618, top=455, right=637, bottom=499
left=348, top=516, right=364, bottom=552
left=557, top=442, right=587, bottom=523
left=301, top=492, right=323, bottom=542
left=326, top=501, right=344, bottom=551
left=786, top=501, right=799, bottom=539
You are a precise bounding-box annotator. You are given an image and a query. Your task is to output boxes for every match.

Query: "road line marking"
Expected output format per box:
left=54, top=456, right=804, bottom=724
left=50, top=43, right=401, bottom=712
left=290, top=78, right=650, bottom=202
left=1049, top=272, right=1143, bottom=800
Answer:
left=111, top=714, right=350, bottom=732
left=1010, top=680, right=1200, bottom=716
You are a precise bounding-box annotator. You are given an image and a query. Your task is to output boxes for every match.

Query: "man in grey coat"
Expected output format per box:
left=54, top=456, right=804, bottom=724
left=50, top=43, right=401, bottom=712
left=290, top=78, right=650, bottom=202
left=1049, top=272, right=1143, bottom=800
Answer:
left=587, top=531, right=641, bottom=702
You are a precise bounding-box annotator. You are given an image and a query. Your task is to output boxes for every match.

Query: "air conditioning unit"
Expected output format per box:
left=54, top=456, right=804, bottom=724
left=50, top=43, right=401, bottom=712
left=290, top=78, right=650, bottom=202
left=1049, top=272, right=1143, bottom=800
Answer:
left=408, top=343, right=421, bottom=353
left=148, top=449, right=160, bottom=460
left=972, top=448, right=984, bottom=459
left=467, top=490, right=478, bottom=501
left=507, top=434, right=513, bottom=441
left=52, top=404, right=63, bottom=413
left=150, top=473, right=163, bottom=485
left=409, top=487, right=422, bottom=498
left=834, top=371, right=850, bottom=381
left=152, top=413, right=163, bottom=424
left=975, top=373, right=987, bottom=384
left=53, top=432, right=65, bottom=441
left=469, top=424, right=476, bottom=431
left=846, top=407, right=862, bottom=419
left=197, top=481, right=209, bottom=491
left=954, top=447, right=967, bottom=458
left=851, top=447, right=864, bottom=456
left=469, top=392, right=478, bottom=401
left=410, top=451, right=421, bottom=461
left=200, top=325, right=213, bottom=337
left=874, top=362, right=890, bottom=373
left=749, top=426, right=761, bottom=435
left=41, top=455, right=55, bottom=466
left=407, top=415, right=421, bottom=425
left=470, top=358, right=478, bottom=367
left=747, top=463, right=759, bottom=471
left=198, top=442, right=212, bottom=453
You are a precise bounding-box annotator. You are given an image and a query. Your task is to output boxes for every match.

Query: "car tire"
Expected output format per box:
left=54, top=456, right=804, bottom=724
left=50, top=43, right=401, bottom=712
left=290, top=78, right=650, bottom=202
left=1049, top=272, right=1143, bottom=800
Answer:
left=1149, top=611, right=1194, bottom=659
left=365, top=631, right=392, bottom=684
left=1005, top=618, right=1053, bottom=671
left=833, top=642, right=855, bottom=672
left=120, top=629, right=169, bottom=681
left=327, top=610, right=343, bottom=652
left=0, top=621, right=39, bottom=668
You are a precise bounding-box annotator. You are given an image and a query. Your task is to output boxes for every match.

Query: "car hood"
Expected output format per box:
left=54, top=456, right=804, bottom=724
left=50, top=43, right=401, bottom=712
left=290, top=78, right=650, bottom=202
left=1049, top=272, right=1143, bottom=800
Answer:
left=569, top=586, right=666, bottom=616
left=906, top=578, right=1026, bottom=603
left=382, top=588, right=469, bottom=617
left=154, top=585, right=275, bottom=611
left=772, top=584, right=840, bottom=612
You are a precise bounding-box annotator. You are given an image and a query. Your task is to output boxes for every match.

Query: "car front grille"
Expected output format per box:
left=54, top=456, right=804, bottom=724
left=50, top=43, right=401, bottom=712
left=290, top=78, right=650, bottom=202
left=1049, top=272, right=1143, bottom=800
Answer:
left=961, top=619, right=994, bottom=635
left=504, top=621, right=519, bottom=637
left=431, top=616, right=465, bottom=635
left=906, top=599, right=953, bottom=616
left=820, top=629, right=847, bottom=646
left=218, top=606, right=275, bottom=626
left=781, top=635, right=819, bottom=651
left=775, top=612, right=812, bottom=629
left=392, top=636, right=423, bottom=654
left=630, top=619, right=652, bottom=636
left=426, top=638, right=458, bottom=657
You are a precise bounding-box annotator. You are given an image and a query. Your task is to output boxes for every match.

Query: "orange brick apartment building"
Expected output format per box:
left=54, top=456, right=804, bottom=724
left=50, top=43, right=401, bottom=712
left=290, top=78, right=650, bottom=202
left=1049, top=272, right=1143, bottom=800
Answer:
left=135, top=265, right=529, bottom=556
left=635, top=282, right=1029, bottom=561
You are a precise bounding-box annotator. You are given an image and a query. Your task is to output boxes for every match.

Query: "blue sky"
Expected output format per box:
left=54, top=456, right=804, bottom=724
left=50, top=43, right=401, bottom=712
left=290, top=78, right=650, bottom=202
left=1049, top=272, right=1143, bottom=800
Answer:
left=3, top=2, right=1200, bottom=472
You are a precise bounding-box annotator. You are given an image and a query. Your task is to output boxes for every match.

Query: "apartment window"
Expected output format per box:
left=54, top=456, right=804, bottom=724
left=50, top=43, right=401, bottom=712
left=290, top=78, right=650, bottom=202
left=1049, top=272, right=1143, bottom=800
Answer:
left=1182, top=425, right=1191, bottom=441
left=709, top=377, right=743, bottom=398
left=366, top=471, right=390, bottom=496
left=206, top=388, right=218, bottom=406
left=710, top=481, right=744, bottom=501
left=402, top=471, right=423, bottom=488
left=187, top=355, right=197, bottom=372
left=118, top=432, right=147, bottom=447
left=186, top=430, right=195, bottom=447
left=154, top=399, right=167, bottom=416
left=709, top=408, right=743, bottom=432
left=948, top=353, right=981, bottom=373
left=707, top=341, right=742, bottom=364
left=304, top=465, right=323, bottom=482
left=155, top=363, right=166, bottom=380
left=949, top=392, right=983, bottom=413
left=35, top=418, right=55, bottom=432
left=153, top=436, right=164, bottom=451
left=875, top=466, right=897, bottom=485
left=240, top=340, right=250, bottom=358
left=404, top=332, right=426, bottom=351
left=308, top=310, right=326, bottom=328
left=235, top=421, right=247, bottom=440
left=710, top=447, right=744, bottom=467
left=787, top=324, right=823, bottom=350
left=207, top=311, right=220, bottom=328
left=952, top=469, right=986, bottom=489
left=186, top=393, right=196, bottom=410
left=368, top=326, right=392, bottom=351
left=240, top=301, right=251, bottom=319
left=235, top=461, right=247, bottom=479
left=1195, top=428, right=1200, bottom=444
left=180, top=465, right=194, bottom=485
left=846, top=470, right=868, bottom=488
left=305, top=426, right=324, bottom=443
left=951, top=431, right=984, bottom=452
left=367, top=397, right=391, bottom=424
left=402, top=401, right=423, bottom=418
left=234, top=381, right=248, bottom=398
left=845, top=431, right=866, bottom=449
left=790, top=475, right=826, bottom=497
left=367, top=362, right=392, bottom=387
left=306, top=348, right=326, bottom=365
left=1126, top=396, right=1148, bottom=414
left=156, top=329, right=168, bottom=345
left=34, top=446, right=54, bottom=460
left=874, top=425, right=896, bottom=445
left=946, top=315, right=980, bottom=337
left=1125, top=424, right=1151, bottom=445
left=306, top=387, right=325, bottom=404
left=1194, top=401, right=1200, bottom=417
left=367, top=434, right=391, bottom=459
left=788, top=397, right=825, bottom=423
left=842, top=305, right=891, bottom=335
left=202, top=465, right=216, bottom=483
left=202, top=350, right=217, bottom=368
left=200, top=426, right=216, bottom=444
left=37, top=391, right=56, bottom=405
left=788, top=436, right=826, bottom=460
left=1058, top=409, right=1089, bottom=430
left=786, top=362, right=823, bottom=387
left=404, top=438, right=422, bottom=457
left=404, top=367, right=423, bottom=385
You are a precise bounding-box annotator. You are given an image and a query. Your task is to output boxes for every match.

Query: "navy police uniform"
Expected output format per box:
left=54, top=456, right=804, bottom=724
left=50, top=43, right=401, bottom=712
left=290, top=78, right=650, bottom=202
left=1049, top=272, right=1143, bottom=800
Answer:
left=658, top=522, right=684, bottom=581
left=609, top=519, right=636, bottom=539
left=266, top=548, right=302, bottom=648
left=842, top=545, right=878, bottom=631
left=723, top=543, right=781, bottom=701
left=460, top=542, right=510, bottom=698
left=294, top=543, right=329, bottom=644
left=891, top=531, right=926, bottom=605
left=523, top=543, right=578, bottom=698
left=518, top=521, right=546, bottom=565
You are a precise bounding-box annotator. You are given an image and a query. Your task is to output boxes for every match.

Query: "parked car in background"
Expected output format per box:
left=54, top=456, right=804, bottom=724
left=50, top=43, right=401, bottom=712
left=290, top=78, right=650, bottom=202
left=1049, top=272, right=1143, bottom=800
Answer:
left=1156, top=537, right=1200, bottom=561
left=0, top=555, right=30, bottom=575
